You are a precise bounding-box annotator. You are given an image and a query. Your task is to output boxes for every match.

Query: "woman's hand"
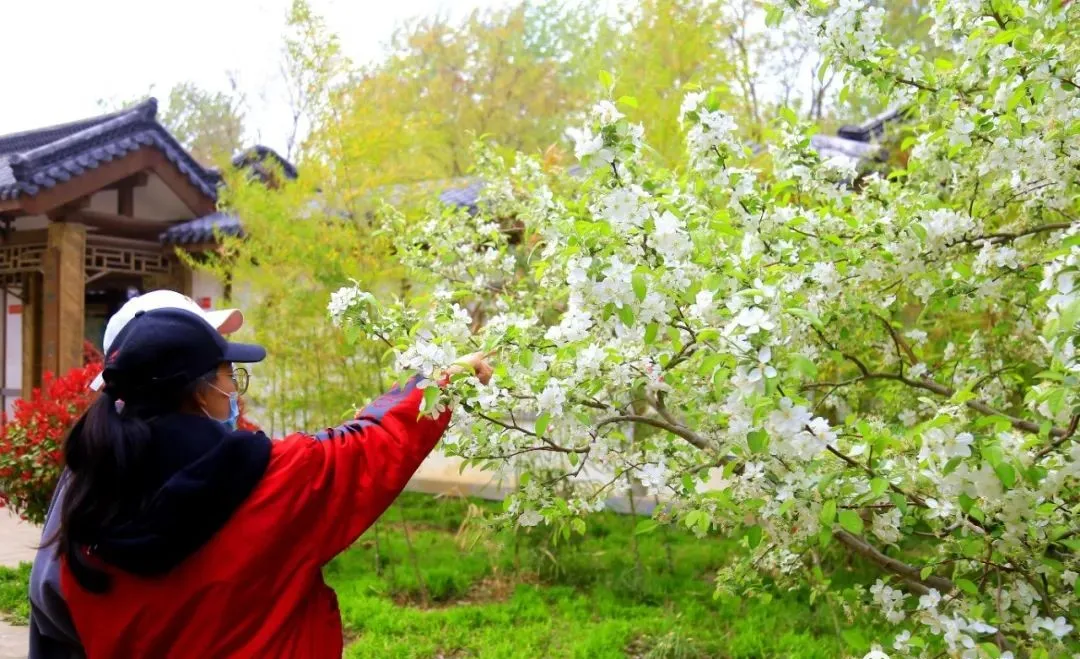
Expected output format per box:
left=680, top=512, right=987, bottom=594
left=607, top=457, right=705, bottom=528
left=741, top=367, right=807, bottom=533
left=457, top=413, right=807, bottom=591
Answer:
left=444, top=352, right=494, bottom=385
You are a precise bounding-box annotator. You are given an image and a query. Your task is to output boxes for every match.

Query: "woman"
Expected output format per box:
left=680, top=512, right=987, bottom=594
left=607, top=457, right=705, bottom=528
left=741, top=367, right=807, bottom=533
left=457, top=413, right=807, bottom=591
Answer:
left=38, top=306, right=490, bottom=658
left=30, top=290, right=249, bottom=659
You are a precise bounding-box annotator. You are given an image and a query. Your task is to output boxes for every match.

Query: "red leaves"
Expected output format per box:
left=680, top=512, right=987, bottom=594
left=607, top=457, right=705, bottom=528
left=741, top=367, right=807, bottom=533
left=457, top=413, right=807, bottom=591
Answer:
left=0, top=362, right=102, bottom=524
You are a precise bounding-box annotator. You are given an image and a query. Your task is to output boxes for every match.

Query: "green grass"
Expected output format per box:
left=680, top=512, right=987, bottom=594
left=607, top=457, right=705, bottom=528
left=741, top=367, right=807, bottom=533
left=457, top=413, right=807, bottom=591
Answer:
left=0, top=493, right=875, bottom=657
left=326, top=493, right=871, bottom=658
left=0, top=562, right=30, bottom=625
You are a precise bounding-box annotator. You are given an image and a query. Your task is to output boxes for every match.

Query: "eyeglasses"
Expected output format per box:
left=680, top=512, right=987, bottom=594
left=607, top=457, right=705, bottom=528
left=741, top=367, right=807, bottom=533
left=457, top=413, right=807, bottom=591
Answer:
left=231, top=367, right=250, bottom=396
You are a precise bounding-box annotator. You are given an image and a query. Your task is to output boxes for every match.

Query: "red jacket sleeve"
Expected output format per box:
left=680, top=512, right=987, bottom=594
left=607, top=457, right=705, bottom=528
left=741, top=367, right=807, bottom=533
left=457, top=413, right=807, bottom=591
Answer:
left=261, top=375, right=451, bottom=564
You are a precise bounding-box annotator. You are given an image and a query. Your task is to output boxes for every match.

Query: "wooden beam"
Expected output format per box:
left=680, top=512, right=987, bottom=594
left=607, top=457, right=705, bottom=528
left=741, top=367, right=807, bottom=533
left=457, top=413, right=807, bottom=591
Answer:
left=0, top=228, right=48, bottom=246
left=46, top=197, right=91, bottom=220
left=104, top=172, right=150, bottom=191
left=20, top=150, right=151, bottom=216
left=0, top=199, right=22, bottom=213
left=118, top=184, right=134, bottom=217
left=144, top=150, right=217, bottom=216
left=66, top=210, right=167, bottom=241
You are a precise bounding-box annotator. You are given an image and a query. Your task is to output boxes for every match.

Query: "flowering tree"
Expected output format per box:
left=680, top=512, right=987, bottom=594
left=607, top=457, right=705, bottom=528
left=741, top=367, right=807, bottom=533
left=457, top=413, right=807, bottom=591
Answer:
left=330, top=1, right=1078, bottom=656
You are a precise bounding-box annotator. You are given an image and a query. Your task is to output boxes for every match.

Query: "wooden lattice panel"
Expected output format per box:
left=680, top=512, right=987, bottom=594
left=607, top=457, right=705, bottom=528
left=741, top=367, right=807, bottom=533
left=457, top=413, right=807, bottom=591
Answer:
left=0, top=241, right=45, bottom=275
left=85, top=236, right=172, bottom=276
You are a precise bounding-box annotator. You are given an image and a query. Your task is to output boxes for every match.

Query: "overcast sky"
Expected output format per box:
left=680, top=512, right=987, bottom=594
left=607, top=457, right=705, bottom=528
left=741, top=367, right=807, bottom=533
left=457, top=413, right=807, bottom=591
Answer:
left=1, top=0, right=531, bottom=154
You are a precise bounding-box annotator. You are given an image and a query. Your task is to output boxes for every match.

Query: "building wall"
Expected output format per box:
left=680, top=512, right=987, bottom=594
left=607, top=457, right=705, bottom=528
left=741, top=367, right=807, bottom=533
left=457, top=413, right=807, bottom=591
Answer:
left=190, top=270, right=225, bottom=311
left=3, top=288, right=23, bottom=415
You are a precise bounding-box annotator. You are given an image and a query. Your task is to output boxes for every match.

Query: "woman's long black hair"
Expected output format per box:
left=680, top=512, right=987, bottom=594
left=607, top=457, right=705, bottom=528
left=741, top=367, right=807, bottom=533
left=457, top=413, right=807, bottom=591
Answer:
left=49, top=371, right=216, bottom=593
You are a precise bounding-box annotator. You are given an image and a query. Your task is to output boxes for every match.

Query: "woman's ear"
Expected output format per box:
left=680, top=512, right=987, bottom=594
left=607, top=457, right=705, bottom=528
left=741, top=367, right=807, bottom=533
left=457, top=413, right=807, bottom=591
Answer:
left=189, top=385, right=209, bottom=412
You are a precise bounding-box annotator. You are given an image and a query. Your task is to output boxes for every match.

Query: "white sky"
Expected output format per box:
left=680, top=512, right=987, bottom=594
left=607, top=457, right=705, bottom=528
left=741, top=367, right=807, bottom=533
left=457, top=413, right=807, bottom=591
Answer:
left=0, top=0, right=524, bottom=154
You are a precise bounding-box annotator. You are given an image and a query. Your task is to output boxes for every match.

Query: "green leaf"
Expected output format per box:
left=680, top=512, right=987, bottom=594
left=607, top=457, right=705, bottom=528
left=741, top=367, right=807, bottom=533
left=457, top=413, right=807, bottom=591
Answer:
left=632, top=272, right=647, bottom=301
left=841, top=628, right=869, bottom=651
left=598, top=71, right=614, bottom=88
left=571, top=518, right=587, bottom=535
left=787, top=308, right=825, bottom=332
left=838, top=510, right=864, bottom=535
left=644, top=323, right=659, bottom=345
left=934, top=57, right=954, bottom=71
left=980, top=642, right=1002, bottom=658
left=422, top=386, right=440, bottom=412
left=995, top=463, right=1017, bottom=489
left=920, top=565, right=934, bottom=580
left=956, top=578, right=979, bottom=595
left=764, top=4, right=783, bottom=27
left=789, top=354, right=818, bottom=378
left=617, top=95, right=638, bottom=108
left=1057, top=538, right=1080, bottom=552
left=617, top=304, right=634, bottom=327
left=820, top=499, right=837, bottom=525
left=1007, top=82, right=1028, bottom=111
left=535, top=412, right=552, bottom=437
left=684, top=509, right=710, bottom=535
left=634, top=520, right=661, bottom=536
left=869, top=477, right=888, bottom=498
left=747, top=430, right=768, bottom=454
left=746, top=524, right=763, bottom=549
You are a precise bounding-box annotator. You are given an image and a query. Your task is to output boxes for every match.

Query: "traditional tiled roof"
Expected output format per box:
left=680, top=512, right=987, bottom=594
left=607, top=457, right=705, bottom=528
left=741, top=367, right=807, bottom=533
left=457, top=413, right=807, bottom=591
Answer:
left=438, top=180, right=485, bottom=213
left=159, top=212, right=242, bottom=245
left=0, top=99, right=220, bottom=202
left=836, top=107, right=905, bottom=143
left=229, top=145, right=298, bottom=183
left=809, top=133, right=886, bottom=168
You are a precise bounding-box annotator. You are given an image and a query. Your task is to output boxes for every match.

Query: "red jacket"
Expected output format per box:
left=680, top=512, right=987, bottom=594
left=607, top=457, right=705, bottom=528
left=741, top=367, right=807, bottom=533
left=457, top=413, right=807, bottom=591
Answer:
left=43, top=376, right=449, bottom=658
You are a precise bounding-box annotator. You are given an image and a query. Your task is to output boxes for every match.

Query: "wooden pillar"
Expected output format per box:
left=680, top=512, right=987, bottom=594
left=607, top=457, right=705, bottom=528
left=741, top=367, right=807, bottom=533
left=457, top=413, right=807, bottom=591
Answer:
left=41, top=222, right=86, bottom=379
left=21, top=273, right=42, bottom=392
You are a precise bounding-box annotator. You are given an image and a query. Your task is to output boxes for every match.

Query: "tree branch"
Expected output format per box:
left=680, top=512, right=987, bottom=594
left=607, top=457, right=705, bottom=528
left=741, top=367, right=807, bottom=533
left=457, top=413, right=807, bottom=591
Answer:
left=948, top=222, right=1073, bottom=248
left=1034, top=413, right=1080, bottom=460
left=875, top=313, right=919, bottom=367
left=596, top=414, right=709, bottom=450
left=833, top=529, right=955, bottom=595
left=811, top=324, right=870, bottom=376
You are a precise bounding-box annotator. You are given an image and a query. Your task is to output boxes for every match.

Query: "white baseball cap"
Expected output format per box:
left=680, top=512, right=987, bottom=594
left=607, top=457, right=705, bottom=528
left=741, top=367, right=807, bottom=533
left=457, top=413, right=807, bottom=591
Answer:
left=90, top=290, right=244, bottom=391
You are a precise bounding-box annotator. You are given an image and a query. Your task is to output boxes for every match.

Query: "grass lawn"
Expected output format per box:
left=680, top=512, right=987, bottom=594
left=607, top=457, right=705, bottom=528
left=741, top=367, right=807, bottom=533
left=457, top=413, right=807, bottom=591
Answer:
left=0, top=562, right=29, bottom=625
left=0, top=492, right=876, bottom=657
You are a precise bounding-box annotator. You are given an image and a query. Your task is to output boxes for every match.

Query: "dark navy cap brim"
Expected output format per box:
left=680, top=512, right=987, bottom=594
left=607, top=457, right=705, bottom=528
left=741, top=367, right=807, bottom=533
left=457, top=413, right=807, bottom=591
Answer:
left=223, top=342, right=266, bottom=364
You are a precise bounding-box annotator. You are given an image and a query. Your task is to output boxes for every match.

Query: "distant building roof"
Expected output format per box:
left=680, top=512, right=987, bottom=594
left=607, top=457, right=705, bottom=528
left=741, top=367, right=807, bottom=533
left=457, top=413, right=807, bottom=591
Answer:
left=809, top=133, right=886, bottom=169
left=227, top=145, right=298, bottom=184
left=0, top=99, right=220, bottom=202
left=159, top=212, right=243, bottom=245
left=160, top=179, right=485, bottom=245
left=158, top=111, right=901, bottom=246
left=836, top=107, right=905, bottom=143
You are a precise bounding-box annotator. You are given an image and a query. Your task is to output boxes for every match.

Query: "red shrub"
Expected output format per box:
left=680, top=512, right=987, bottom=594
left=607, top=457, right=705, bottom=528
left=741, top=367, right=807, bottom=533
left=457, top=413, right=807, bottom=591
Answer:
left=0, top=363, right=101, bottom=524
left=0, top=356, right=262, bottom=523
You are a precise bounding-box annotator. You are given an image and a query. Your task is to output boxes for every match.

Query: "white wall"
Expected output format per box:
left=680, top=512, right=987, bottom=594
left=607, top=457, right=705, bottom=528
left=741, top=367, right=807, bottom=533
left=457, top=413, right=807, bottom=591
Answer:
left=190, top=270, right=225, bottom=312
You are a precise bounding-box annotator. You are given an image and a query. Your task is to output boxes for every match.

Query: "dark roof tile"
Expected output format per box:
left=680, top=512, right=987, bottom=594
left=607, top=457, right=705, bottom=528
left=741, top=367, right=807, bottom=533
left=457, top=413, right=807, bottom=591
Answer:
left=0, top=98, right=219, bottom=202
left=159, top=212, right=243, bottom=245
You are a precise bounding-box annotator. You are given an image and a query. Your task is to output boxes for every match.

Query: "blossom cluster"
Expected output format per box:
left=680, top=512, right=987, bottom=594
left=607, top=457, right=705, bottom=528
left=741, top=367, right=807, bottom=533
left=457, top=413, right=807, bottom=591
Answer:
left=330, top=1, right=1080, bottom=655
